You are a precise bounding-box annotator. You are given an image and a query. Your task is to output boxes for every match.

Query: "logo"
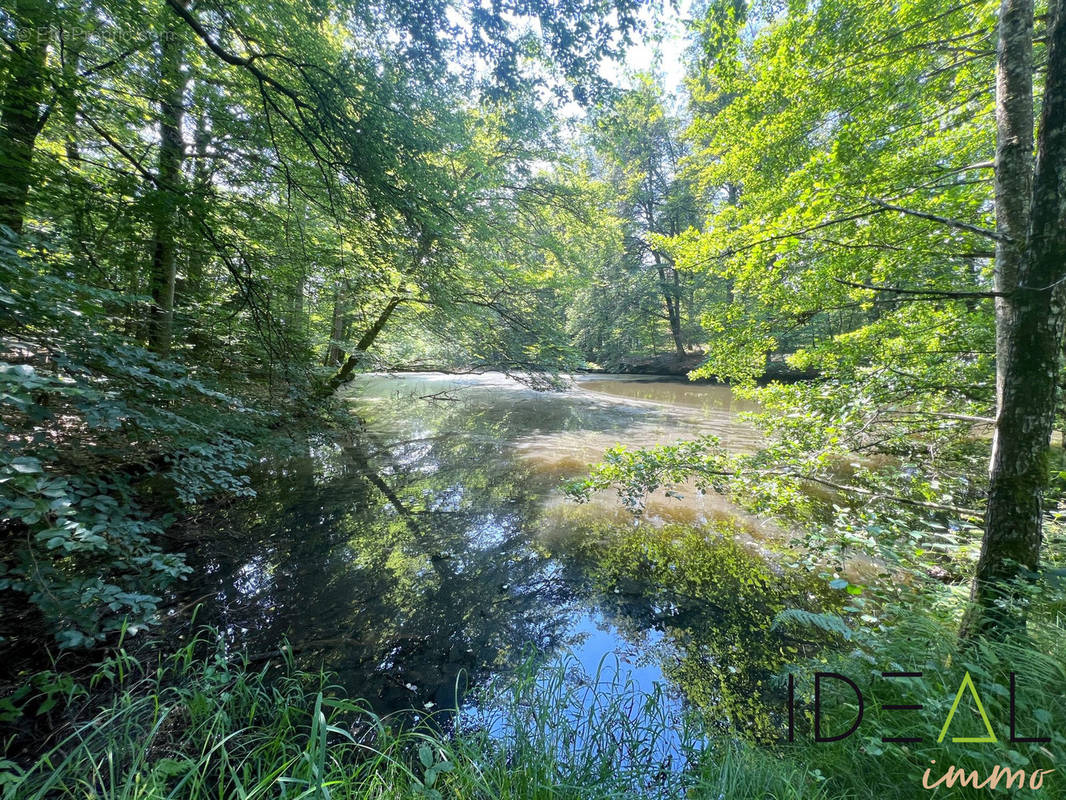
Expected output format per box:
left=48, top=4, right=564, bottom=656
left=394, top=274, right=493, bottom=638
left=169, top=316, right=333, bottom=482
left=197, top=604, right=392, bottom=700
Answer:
left=786, top=671, right=1057, bottom=792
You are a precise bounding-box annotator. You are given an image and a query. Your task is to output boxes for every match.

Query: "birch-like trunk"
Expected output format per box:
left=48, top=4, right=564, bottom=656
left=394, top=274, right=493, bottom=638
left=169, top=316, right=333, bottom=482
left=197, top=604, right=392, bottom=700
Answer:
left=990, top=0, right=1035, bottom=467
left=967, top=0, right=1066, bottom=635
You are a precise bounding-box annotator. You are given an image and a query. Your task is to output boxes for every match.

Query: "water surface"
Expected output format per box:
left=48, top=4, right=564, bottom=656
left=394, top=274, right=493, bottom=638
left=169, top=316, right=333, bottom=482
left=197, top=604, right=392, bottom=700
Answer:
left=179, top=373, right=817, bottom=737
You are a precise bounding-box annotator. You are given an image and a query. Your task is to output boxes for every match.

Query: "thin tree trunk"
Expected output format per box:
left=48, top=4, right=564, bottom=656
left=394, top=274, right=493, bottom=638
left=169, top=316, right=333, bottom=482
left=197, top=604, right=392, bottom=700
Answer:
left=1060, top=354, right=1066, bottom=467
left=148, top=15, right=188, bottom=355
left=654, top=252, right=685, bottom=356
left=0, top=1, right=52, bottom=235
left=991, top=0, right=1035, bottom=468
left=325, top=231, right=436, bottom=390
left=293, top=271, right=306, bottom=326
left=324, top=285, right=347, bottom=366
left=725, top=183, right=739, bottom=306
left=966, top=0, right=1066, bottom=636
left=60, top=30, right=93, bottom=273
left=60, top=30, right=84, bottom=166
left=185, top=106, right=211, bottom=299
left=328, top=296, right=403, bottom=390
left=671, top=266, right=685, bottom=355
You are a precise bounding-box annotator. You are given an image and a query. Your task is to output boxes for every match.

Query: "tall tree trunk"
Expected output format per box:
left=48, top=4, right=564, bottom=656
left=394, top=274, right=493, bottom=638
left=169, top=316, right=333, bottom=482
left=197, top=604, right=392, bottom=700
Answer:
left=966, top=0, right=1066, bottom=636
left=654, top=252, right=685, bottom=356
left=990, top=0, right=1035, bottom=468
left=324, top=285, right=348, bottom=366
left=148, top=14, right=188, bottom=355
left=185, top=106, right=211, bottom=300
left=58, top=27, right=93, bottom=272
left=670, top=265, right=685, bottom=356
left=0, top=0, right=52, bottom=235
left=60, top=28, right=83, bottom=166
left=293, top=270, right=307, bottom=329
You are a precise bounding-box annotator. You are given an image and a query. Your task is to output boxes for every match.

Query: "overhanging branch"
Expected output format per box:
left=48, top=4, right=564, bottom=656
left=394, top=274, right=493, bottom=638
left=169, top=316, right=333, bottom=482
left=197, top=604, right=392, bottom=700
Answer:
left=865, top=197, right=1006, bottom=243
left=833, top=277, right=1002, bottom=299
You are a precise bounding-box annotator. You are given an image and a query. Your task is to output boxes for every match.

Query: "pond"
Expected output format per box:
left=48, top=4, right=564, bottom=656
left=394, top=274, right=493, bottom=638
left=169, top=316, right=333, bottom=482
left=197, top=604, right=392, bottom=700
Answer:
left=178, top=373, right=825, bottom=741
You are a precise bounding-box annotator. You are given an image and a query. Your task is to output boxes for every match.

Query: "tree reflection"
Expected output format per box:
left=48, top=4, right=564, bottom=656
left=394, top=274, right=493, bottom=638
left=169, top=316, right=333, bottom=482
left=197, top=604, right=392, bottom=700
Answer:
left=176, top=376, right=831, bottom=734
left=546, top=519, right=836, bottom=743
left=177, top=388, right=585, bottom=717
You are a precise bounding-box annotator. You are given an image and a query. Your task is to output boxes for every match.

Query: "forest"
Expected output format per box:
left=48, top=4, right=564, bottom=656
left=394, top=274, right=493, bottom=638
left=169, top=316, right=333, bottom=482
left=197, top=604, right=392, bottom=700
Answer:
left=1, top=0, right=1065, bottom=797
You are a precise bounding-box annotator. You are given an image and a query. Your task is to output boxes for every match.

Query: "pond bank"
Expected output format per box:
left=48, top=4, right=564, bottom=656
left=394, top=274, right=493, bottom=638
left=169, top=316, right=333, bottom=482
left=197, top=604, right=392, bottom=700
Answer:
left=582, top=352, right=819, bottom=381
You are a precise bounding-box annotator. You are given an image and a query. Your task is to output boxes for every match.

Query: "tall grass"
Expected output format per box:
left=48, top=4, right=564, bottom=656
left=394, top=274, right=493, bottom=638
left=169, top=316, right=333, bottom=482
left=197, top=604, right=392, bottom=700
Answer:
left=784, top=609, right=1066, bottom=800
left=3, top=631, right=829, bottom=800
left=5, top=614, right=1063, bottom=799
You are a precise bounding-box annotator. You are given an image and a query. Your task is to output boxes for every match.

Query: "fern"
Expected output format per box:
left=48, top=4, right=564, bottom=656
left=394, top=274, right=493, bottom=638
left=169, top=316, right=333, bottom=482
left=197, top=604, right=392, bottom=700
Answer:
left=772, top=608, right=854, bottom=641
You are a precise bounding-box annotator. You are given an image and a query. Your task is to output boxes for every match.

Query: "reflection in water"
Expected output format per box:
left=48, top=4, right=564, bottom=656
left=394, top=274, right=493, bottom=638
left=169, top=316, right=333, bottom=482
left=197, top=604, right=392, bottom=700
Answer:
left=577, top=374, right=759, bottom=414
left=178, top=373, right=823, bottom=739
left=544, top=520, right=833, bottom=742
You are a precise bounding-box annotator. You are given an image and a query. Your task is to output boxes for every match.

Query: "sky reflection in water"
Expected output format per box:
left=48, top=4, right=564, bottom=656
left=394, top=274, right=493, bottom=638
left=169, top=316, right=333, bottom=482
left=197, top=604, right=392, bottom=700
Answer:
left=180, top=373, right=811, bottom=747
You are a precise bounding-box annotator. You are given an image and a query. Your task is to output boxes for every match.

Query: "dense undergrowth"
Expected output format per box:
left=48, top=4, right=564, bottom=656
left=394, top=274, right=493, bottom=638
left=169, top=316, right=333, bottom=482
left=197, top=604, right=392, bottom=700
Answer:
left=0, top=235, right=343, bottom=649
left=1, top=610, right=1064, bottom=799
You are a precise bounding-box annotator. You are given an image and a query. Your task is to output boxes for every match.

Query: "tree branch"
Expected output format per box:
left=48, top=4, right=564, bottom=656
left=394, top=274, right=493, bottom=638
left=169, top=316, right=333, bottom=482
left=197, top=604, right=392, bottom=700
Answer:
left=833, top=277, right=1002, bottom=298
left=865, top=197, right=1006, bottom=242
left=163, top=0, right=304, bottom=108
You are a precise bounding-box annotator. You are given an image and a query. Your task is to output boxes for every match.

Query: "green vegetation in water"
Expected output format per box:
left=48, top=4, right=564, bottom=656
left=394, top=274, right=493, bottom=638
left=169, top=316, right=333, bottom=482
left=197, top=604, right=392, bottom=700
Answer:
left=546, top=522, right=838, bottom=742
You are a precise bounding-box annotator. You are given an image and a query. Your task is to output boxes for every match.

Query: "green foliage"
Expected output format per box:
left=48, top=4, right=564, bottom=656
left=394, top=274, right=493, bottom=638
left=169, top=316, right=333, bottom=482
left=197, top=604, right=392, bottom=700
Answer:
left=561, top=76, right=713, bottom=367
left=0, top=669, right=85, bottom=725
left=3, top=0, right=653, bottom=392
left=566, top=0, right=1042, bottom=663
left=2, top=628, right=834, bottom=800
left=6, top=0, right=1066, bottom=793
left=784, top=609, right=1066, bottom=800
left=0, top=461, right=188, bottom=648
left=564, top=435, right=732, bottom=513
left=564, top=407, right=992, bottom=604
left=679, top=0, right=1000, bottom=401
left=0, top=236, right=264, bottom=645
left=772, top=609, right=854, bottom=642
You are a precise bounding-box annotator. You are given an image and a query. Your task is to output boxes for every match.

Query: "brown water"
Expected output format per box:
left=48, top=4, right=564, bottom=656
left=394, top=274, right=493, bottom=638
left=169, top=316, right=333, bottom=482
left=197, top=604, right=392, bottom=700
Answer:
left=179, top=372, right=814, bottom=735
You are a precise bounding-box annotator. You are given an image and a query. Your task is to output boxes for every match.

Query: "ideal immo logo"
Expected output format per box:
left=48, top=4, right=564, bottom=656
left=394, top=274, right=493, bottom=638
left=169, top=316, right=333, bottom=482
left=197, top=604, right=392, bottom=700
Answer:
left=786, top=671, right=1057, bottom=791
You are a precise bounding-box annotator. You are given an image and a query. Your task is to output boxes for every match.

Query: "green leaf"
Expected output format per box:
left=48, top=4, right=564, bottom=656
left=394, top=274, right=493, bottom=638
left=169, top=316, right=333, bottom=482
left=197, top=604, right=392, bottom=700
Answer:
left=419, top=743, right=433, bottom=769
left=9, top=457, right=42, bottom=474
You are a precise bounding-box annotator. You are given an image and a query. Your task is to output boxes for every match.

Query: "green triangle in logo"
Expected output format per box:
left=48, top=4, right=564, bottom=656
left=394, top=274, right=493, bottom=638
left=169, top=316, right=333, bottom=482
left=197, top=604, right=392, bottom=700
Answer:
left=937, top=671, right=997, bottom=744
